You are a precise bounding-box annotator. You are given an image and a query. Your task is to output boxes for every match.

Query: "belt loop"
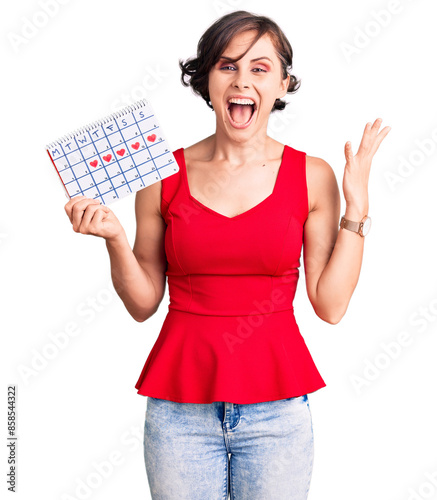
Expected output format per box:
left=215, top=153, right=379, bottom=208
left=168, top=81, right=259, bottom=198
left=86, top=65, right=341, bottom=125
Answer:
left=223, top=402, right=233, bottom=423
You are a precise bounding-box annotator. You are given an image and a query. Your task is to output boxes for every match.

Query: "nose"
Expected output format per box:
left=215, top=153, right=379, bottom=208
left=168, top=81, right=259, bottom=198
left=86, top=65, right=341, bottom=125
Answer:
left=232, top=72, right=250, bottom=89
left=233, top=80, right=249, bottom=89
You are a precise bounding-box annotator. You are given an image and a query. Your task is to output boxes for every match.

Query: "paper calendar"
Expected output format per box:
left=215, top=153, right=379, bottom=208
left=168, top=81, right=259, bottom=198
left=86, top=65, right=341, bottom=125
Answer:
left=46, top=99, right=179, bottom=205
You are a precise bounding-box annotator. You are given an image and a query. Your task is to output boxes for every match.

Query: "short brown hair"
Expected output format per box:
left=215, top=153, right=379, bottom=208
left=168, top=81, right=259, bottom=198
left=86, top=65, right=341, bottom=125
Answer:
left=179, top=10, right=301, bottom=112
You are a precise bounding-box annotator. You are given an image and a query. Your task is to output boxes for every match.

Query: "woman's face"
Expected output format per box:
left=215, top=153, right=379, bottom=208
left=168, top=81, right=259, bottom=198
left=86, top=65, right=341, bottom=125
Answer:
left=208, top=30, right=290, bottom=141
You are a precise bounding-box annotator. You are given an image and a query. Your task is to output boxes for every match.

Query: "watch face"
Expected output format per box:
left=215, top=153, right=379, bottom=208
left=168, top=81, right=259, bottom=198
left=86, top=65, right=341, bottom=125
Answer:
left=362, top=217, right=372, bottom=236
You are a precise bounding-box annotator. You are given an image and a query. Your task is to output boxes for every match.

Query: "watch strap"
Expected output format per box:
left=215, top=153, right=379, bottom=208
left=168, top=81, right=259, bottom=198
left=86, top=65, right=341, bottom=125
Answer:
left=340, top=217, right=361, bottom=233
left=340, top=215, right=369, bottom=237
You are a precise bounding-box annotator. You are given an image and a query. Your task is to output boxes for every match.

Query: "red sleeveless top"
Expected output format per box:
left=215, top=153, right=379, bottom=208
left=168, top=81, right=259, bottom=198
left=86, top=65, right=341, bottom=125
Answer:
left=134, top=145, right=326, bottom=404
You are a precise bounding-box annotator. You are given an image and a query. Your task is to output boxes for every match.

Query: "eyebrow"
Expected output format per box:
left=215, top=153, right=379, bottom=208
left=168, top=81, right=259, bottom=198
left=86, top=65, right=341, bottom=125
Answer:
left=219, top=56, right=273, bottom=63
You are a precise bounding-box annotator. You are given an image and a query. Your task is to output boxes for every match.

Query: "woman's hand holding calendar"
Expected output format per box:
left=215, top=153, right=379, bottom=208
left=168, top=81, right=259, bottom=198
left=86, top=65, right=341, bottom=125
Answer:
left=64, top=195, right=125, bottom=242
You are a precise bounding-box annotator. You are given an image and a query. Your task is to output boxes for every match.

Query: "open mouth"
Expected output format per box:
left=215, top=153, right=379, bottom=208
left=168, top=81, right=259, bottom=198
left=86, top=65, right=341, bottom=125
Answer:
left=226, top=100, right=257, bottom=129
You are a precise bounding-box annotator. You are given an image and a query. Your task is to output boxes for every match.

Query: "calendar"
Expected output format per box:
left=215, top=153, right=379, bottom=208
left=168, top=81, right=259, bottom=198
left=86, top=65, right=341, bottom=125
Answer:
left=46, top=99, right=179, bottom=205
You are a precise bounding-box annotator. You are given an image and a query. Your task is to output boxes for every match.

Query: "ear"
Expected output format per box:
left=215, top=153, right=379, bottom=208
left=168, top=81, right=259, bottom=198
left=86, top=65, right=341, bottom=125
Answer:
left=278, top=74, right=290, bottom=99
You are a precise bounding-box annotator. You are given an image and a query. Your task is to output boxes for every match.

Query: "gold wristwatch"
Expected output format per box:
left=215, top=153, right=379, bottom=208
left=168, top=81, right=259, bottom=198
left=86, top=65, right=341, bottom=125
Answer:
left=339, top=215, right=371, bottom=237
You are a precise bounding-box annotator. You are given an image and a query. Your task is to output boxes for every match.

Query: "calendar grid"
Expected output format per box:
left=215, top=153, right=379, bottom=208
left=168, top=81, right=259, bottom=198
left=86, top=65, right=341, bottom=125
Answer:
left=112, top=111, right=143, bottom=186
left=130, top=110, right=160, bottom=179
left=75, top=132, right=105, bottom=203
left=57, top=139, right=84, bottom=200
left=81, top=128, right=117, bottom=201
left=46, top=99, right=180, bottom=206
left=100, top=119, right=132, bottom=203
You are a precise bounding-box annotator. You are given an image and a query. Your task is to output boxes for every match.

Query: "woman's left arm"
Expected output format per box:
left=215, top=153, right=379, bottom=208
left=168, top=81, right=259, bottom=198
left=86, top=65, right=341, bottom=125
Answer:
left=303, top=118, right=391, bottom=324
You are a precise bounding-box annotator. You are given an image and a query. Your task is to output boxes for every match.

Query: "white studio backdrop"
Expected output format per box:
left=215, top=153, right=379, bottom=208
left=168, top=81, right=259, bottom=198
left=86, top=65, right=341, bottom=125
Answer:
left=1, top=0, right=437, bottom=499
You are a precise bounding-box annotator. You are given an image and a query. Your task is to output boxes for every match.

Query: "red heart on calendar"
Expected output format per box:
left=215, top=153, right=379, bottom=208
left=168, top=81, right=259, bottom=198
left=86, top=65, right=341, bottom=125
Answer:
left=131, top=142, right=140, bottom=150
left=147, top=134, right=156, bottom=142
left=90, top=160, right=98, bottom=167
left=116, top=149, right=125, bottom=156
left=103, top=154, right=112, bottom=162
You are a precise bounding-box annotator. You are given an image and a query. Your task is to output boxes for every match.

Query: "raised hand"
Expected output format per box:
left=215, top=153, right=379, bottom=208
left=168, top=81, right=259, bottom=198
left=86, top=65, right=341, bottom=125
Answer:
left=343, top=118, right=391, bottom=216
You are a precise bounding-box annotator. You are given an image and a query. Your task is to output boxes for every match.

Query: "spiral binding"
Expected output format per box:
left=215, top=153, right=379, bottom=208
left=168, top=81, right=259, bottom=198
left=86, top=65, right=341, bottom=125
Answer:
left=46, top=99, right=150, bottom=150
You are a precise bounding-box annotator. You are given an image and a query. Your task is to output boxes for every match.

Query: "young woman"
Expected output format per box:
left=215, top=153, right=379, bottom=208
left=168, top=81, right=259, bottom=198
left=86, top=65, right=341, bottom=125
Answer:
left=64, top=10, right=390, bottom=500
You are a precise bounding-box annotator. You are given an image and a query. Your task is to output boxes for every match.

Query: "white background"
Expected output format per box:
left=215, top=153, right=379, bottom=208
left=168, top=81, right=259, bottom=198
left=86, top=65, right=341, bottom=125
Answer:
left=2, top=0, right=437, bottom=499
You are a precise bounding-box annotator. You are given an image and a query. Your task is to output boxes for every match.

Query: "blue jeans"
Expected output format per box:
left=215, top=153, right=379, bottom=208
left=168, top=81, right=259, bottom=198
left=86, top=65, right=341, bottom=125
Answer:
left=143, top=394, right=314, bottom=499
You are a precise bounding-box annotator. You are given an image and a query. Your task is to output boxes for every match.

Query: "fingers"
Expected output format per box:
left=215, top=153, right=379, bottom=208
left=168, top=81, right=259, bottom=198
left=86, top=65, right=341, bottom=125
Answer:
left=65, top=195, right=98, bottom=221
left=357, top=121, right=376, bottom=154
left=64, top=195, right=103, bottom=232
left=372, top=124, right=391, bottom=154
left=370, top=118, right=382, bottom=132
left=72, top=200, right=101, bottom=232
left=367, top=118, right=391, bottom=156
left=79, top=203, right=105, bottom=233
left=78, top=204, right=112, bottom=235
left=355, top=123, right=369, bottom=155
left=357, top=118, right=391, bottom=156
left=91, top=207, right=106, bottom=228
left=345, top=141, right=354, bottom=162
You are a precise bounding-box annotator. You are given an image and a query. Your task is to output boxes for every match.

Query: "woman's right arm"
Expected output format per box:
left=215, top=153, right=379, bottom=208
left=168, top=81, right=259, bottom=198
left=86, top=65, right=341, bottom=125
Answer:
left=64, top=181, right=167, bottom=323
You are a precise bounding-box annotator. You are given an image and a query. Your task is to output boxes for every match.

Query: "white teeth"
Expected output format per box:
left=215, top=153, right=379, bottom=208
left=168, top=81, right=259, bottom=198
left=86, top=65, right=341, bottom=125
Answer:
left=228, top=98, right=255, bottom=105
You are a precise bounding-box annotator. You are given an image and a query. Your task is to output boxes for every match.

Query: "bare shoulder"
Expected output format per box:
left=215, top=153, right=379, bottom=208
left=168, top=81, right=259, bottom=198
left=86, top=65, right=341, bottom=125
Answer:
left=305, top=155, right=339, bottom=213
left=305, top=155, right=335, bottom=181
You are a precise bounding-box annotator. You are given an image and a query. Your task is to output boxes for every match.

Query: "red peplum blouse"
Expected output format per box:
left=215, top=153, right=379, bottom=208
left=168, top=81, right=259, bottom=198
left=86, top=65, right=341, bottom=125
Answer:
left=134, top=145, right=326, bottom=404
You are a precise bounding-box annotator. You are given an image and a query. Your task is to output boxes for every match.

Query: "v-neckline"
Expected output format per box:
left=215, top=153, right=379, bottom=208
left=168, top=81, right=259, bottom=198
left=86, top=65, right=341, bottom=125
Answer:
left=180, top=145, right=288, bottom=221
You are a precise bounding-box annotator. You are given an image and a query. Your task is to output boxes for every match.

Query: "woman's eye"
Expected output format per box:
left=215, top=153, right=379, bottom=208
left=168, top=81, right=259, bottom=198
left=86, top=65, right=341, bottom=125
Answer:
left=219, top=66, right=267, bottom=72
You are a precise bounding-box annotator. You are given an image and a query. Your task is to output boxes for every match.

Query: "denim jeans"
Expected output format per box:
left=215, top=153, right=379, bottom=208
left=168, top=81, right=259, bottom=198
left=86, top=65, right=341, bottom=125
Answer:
left=143, top=394, right=314, bottom=499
